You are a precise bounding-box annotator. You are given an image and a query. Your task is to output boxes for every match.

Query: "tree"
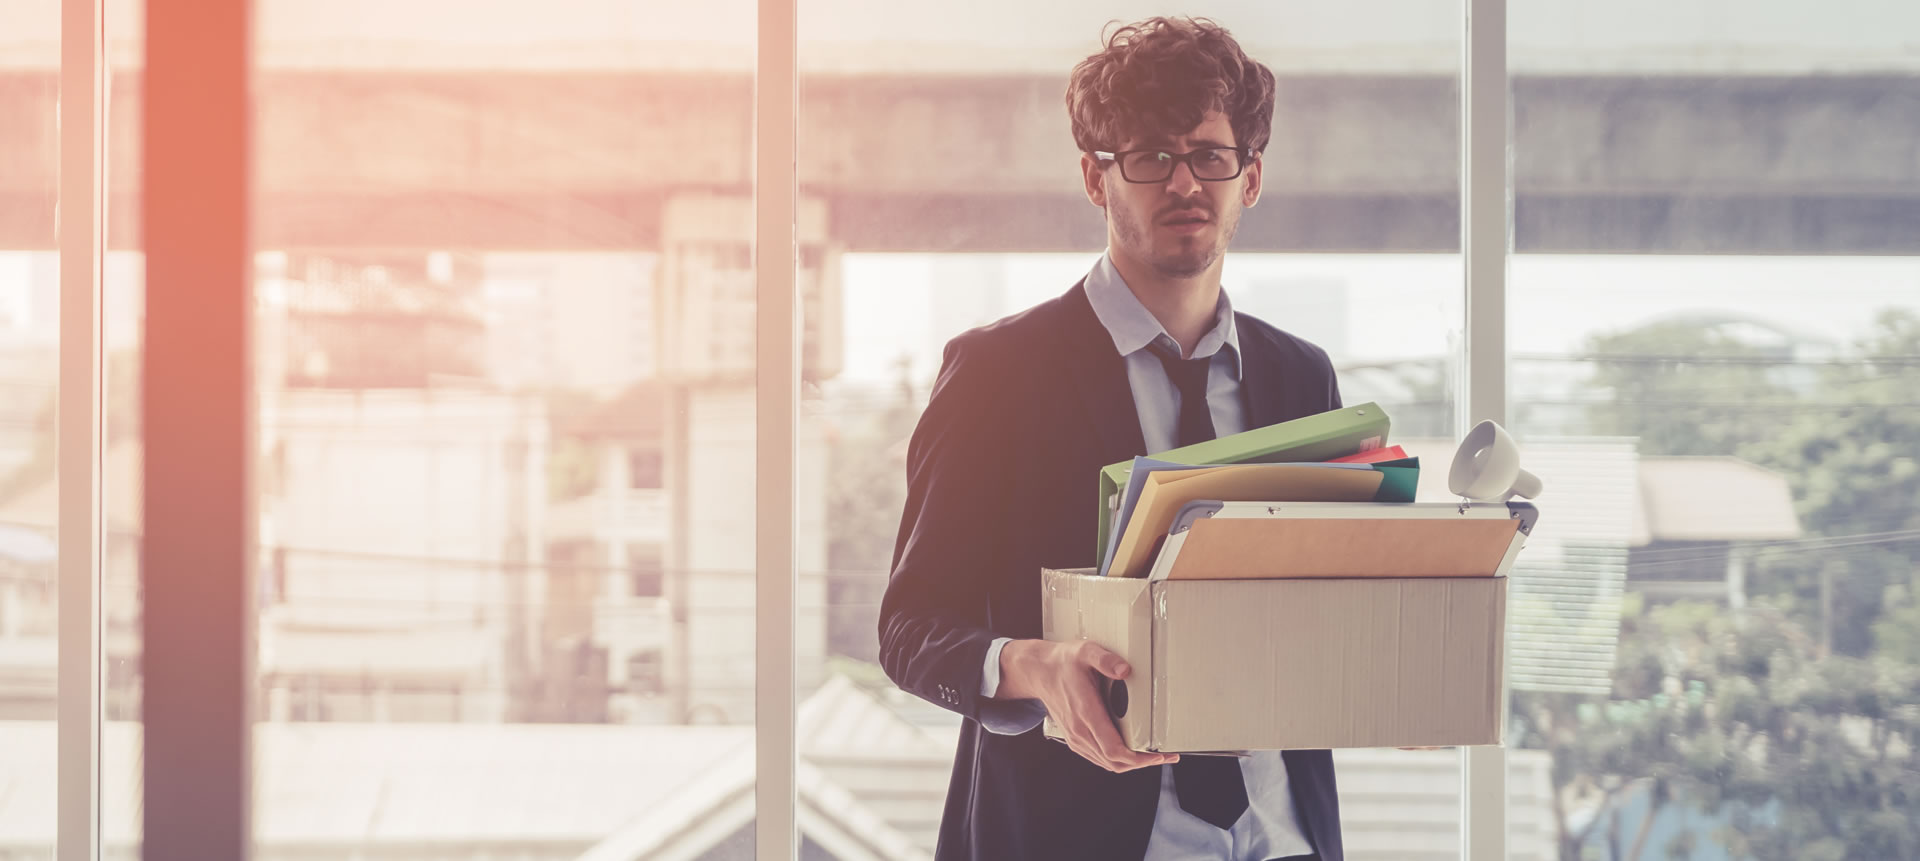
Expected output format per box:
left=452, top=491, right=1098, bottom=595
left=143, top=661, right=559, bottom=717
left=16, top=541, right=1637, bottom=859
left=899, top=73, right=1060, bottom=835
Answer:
left=1743, top=309, right=1920, bottom=657
left=1514, top=308, right=1920, bottom=860
left=1580, top=309, right=1920, bottom=654
left=1517, top=598, right=1920, bottom=861
left=821, top=356, right=921, bottom=662
left=1580, top=315, right=1798, bottom=458
left=824, top=356, right=919, bottom=574
left=542, top=386, right=614, bottom=502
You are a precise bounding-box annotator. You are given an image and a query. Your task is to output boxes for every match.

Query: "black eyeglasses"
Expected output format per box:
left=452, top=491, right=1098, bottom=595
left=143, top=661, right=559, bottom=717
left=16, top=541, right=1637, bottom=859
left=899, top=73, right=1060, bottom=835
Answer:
left=1092, top=146, right=1256, bottom=184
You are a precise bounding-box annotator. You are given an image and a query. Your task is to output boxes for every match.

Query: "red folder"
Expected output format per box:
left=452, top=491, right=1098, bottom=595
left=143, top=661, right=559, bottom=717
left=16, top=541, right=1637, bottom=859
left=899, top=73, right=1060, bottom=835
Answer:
left=1329, top=445, right=1408, bottom=465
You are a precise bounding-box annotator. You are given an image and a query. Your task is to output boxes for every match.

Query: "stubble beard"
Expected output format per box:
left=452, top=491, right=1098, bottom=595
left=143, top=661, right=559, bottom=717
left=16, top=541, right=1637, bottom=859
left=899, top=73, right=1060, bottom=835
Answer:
left=1112, top=193, right=1240, bottom=279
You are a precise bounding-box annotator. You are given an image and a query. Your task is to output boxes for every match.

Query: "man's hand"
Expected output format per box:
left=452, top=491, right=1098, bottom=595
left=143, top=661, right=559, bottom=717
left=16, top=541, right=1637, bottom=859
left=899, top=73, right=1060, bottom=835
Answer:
left=995, top=639, right=1178, bottom=773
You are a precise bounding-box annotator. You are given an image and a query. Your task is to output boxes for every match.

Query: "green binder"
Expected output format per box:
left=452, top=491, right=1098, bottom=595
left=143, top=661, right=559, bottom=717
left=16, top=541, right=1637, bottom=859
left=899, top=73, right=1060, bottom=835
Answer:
left=1368, top=457, right=1421, bottom=503
left=1095, top=403, right=1393, bottom=562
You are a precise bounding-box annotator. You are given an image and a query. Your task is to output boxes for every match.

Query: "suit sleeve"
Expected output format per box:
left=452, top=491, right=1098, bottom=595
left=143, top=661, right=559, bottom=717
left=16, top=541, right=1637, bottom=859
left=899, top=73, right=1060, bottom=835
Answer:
left=877, top=334, right=1016, bottom=721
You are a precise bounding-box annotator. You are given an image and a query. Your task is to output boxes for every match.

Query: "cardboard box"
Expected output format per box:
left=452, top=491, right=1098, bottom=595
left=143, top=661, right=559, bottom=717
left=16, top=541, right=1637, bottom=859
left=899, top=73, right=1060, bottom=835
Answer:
left=1040, top=567, right=1506, bottom=752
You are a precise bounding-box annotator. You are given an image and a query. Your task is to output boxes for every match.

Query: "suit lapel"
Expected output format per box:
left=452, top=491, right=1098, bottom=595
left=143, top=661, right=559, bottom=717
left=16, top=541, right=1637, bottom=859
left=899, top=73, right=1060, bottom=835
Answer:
left=1237, top=313, right=1291, bottom=429
left=1059, top=282, right=1146, bottom=462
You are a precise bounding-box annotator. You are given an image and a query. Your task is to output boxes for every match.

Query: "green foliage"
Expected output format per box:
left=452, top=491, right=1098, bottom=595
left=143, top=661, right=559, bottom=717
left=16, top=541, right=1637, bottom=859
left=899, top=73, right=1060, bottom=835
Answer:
left=544, top=387, right=608, bottom=502
left=1741, top=313, right=1920, bottom=655
left=1874, top=600, right=1920, bottom=666
left=1580, top=318, right=1797, bottom=457
left=1517, top=602, right=1920, bottom=861
left=1584, top=309, right=1920, bottom=655
left=1516, top=308, right=1920, bottom=860
left=825, top=356, right=919, bottom=573
left=547, top=437, right=602, bottom=502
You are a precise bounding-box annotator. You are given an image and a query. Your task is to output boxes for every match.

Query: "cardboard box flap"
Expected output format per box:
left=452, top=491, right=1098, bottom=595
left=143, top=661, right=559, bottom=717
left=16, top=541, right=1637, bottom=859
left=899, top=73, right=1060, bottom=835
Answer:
left=1162, top=516, right=1521, bottom=580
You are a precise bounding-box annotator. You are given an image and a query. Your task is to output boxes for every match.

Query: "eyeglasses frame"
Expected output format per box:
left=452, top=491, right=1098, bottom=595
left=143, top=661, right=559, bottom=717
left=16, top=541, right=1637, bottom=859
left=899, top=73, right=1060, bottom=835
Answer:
left=1090, top=145, right=1259, bottom=184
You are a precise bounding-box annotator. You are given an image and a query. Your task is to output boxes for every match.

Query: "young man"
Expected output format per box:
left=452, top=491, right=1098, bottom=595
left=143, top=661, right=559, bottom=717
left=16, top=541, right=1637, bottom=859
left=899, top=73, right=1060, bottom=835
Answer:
left=879, top=17, right=1343, bottom=861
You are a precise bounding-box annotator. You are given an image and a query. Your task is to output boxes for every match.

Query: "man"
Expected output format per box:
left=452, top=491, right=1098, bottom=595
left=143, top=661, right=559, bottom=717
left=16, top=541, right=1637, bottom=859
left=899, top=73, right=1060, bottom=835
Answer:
left=879, top=17, right=1343, bottom=861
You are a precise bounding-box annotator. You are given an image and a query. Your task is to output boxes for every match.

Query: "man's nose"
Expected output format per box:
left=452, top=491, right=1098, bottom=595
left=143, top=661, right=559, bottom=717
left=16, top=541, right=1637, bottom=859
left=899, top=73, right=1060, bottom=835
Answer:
left=1164, top=160, right=1204, bottom=196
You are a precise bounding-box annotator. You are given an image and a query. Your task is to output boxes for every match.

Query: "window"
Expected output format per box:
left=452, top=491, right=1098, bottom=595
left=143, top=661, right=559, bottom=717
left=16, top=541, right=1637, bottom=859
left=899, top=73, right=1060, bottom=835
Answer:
left=631, top=549, right=665, bottom=598
left=243, top=2, right=759, bottom=856
left=1507, top=2, right=1920, bottom=857
left=36, top=1, right=1917, bottom=859
left=0, top=3, right=59, bottom=858
left=629, top=449, right=664, bottom=489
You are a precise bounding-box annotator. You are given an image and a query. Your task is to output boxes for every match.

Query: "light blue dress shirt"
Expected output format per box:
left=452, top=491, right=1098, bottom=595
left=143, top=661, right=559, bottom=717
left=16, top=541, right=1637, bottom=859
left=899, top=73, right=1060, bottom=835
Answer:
left=976, top=252, right=1314, bottom=861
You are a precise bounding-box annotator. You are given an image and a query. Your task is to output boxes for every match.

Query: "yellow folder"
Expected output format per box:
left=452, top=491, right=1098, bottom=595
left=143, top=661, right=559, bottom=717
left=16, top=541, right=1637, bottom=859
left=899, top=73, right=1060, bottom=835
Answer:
left=1106, top=465, right=1385, bottom=580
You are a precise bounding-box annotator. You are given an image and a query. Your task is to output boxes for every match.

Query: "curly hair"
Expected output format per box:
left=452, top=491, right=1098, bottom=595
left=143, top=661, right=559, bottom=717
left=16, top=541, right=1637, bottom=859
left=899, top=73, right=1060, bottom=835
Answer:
left=1066, top=17, right=1276, bottom=155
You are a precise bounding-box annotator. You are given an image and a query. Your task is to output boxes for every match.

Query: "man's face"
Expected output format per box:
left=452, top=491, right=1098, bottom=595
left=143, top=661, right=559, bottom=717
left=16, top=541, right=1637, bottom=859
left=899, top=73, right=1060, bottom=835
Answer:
left=1082, top=110, right=1263, bottom=279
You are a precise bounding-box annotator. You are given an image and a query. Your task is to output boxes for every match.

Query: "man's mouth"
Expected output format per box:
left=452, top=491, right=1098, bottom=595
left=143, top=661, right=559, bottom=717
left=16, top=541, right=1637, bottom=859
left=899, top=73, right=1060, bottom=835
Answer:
left=1160, top=211, right=1212, bottom=234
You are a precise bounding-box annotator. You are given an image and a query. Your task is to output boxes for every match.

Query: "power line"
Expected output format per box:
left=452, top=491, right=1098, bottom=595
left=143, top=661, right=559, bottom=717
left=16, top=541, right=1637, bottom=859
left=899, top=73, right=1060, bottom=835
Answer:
left=1623, top=532, right=1920, bottom=574
left=1626, top=527, right=1920, bottom=561
left=1516, top=399, right=1920, bottom=410
left=1512, top=353, right=1920, bottom=368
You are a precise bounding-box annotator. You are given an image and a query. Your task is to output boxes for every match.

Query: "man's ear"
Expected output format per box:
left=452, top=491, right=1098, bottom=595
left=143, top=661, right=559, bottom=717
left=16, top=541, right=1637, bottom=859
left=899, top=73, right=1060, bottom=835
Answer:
left=1242, top=154, right=1263, bottom=209
left=1081, top=152, right=1108, bottom=208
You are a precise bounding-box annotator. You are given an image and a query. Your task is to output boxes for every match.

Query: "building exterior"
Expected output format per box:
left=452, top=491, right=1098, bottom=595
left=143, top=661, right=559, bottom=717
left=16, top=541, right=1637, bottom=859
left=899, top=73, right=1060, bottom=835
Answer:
left=1627, top=456, right=1803, bottom=607
left=0, top=673, right=1557, bottom=860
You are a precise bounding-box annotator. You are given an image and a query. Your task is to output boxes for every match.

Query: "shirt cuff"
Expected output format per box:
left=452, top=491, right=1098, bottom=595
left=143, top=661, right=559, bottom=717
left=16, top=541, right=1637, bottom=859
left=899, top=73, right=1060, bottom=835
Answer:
left=978, top=637, right=1047, bottom=735
left=981, top=637, right=1012, bottom=698
left=979, top=697, right=1049, bottom=735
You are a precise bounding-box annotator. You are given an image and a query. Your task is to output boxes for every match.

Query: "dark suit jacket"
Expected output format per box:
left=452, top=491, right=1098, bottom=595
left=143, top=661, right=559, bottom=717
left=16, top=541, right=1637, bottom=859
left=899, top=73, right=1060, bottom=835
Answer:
left=878, top=281, right=1347, bottom=861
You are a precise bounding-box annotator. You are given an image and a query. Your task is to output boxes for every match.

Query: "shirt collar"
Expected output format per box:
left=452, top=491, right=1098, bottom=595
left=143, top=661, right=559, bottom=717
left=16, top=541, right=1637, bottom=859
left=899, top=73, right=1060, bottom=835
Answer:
left=1083, top=250, right=1242, bottom=378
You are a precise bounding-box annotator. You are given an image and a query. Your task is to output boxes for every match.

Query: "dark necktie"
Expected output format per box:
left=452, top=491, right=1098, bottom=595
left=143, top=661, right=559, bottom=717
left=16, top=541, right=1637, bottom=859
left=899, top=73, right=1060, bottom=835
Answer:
left=1146, top=339, right=1251, bottom=831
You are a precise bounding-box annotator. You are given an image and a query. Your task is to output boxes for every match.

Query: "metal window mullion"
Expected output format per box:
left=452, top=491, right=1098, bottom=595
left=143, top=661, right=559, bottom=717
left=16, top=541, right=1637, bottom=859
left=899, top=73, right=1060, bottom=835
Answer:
left=142, top=0, right=254, bottom=858
left=55, top=0, right=106, bottom=855
left=754, top=0, right=799, bottom=858
left=1461, top=0, right=1511, bottom=858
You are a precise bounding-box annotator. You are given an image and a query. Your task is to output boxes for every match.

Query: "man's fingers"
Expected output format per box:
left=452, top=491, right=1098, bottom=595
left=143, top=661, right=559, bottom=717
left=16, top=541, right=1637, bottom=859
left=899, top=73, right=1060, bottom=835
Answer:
left=1050, top=643, right=1170, bottom=773
left=1066, top=736, right=1111, bottom=772
left=1065, top=706, right=1126, bottom=770
left=1061, top=661, right=1172, bottom=772
left=1065, top=719, right=1122, bottom=772
left=1080, top=702, right=1164, bottom=771
left=1064, top=706, right=1136, bottom=773
left=1066, top=713, right=1172, bottom=773
left=1083, top=715, right=1129, bottom=760
left=1076, top=641, right=1131, bottom=681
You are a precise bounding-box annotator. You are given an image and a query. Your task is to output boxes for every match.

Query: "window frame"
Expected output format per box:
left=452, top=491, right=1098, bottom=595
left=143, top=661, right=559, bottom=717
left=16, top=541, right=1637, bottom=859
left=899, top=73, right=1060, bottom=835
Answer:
left=55, top=0, right=106, bottom=857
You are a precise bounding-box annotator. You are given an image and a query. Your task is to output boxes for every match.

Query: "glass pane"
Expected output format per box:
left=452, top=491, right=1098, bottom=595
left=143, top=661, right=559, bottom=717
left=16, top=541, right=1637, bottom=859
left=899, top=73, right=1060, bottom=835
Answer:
left=1509, top=2, right=1920, bottom=859
left=800, top=4, right=1463, bottom=858
left=0, top=1, right=59, bottom=855
left=250, top=3, right=757, bottom=858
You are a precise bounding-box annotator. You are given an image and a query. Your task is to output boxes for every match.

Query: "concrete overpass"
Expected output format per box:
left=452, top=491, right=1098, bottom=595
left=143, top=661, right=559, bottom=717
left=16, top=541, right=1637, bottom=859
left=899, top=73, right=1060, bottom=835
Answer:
left=2, top=0, right=1916, bottom=254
